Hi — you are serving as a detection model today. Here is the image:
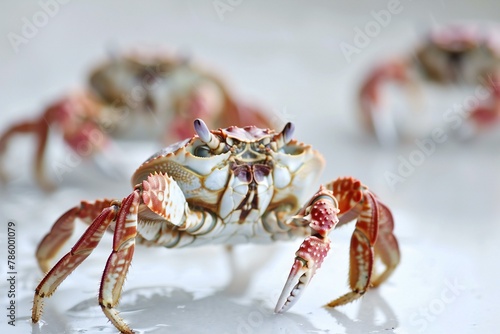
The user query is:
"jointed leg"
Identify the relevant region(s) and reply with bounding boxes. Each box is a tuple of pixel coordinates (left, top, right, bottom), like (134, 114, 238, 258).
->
(0, 118, 52, 189)
(32, 192, 140, 334)
(1, 94, 108, 190)
(358, 59, 410, 145)
(33, 172, 203, 333)
(36, 199, 114, 273)
(32, 203, 119, 323)
(274, 177, 399, 313)
(326, 177, 399, 307)
(371, 201, 400, 287)
(99, 192, 140, 334)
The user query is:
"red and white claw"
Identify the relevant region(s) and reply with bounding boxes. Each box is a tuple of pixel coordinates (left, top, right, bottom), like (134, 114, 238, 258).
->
(275, 235, 331, 313)
(275, 186, 339, 313)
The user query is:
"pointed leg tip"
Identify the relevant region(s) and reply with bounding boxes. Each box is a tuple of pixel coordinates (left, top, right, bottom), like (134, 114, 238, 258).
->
(31, 300, 42, 323)
(324, 297, 344, 308)
(325, 291, 364, 309)
(324, 301, 338, 308)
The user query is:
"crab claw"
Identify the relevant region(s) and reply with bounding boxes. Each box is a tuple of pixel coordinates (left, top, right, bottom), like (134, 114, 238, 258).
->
(275, 188, 338, 313)
(275, 235, 331, 313)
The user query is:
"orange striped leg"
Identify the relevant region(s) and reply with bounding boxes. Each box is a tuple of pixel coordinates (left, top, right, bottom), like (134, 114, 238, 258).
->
(36, 199, 114, 273)
(372, 201, 400, 287)
(326, 177, 380, 307)
(99, 191, 140, 334)
(32, 203, 119, 323)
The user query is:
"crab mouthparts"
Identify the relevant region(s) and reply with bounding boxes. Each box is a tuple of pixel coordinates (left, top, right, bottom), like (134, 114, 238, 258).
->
(232, 163, 271, 183)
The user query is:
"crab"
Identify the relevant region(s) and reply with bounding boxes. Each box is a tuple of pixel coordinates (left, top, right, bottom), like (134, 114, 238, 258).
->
(359, 23, 500, 145)
(0, 51, 272, 190)
(31, 119, 400, 333)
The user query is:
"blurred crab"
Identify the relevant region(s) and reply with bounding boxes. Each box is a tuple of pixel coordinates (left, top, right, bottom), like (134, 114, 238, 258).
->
(0, 51, 272, 190)
(32, 119, 400, 333)
(359, 23, 500, 145)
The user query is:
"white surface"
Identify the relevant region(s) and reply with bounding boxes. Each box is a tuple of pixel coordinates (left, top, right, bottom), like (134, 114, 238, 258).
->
(0, 1, 500, 333)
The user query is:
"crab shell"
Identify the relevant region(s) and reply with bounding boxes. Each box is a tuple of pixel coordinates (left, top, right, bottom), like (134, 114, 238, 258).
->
(89, 54, 226, 140)
(416, 24, 500, 84)
(131, 122, 325, 233)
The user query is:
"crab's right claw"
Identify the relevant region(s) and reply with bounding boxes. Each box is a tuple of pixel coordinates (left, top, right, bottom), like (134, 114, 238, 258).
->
(274, 235, 331, 313)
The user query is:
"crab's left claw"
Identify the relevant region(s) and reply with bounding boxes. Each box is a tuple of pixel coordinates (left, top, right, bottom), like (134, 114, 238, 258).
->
(275, 187, 339, 313)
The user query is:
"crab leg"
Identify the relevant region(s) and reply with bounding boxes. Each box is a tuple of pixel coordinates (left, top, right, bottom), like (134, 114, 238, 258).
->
(359, 59, 424, 146)
(99, 191, 140, 334)
(359, 60, 408, 143)
(32, 192, 140, 333)
(32, 202, 119, 323)
(0, 117, 51, 189)
(276, 177, 399, 313)
(371, 201, 400, 287)
(36, 199, 114, 273)
(325, 177, 399, 307)
(0, 93, 109, 190)
(275, 186, 339, 313)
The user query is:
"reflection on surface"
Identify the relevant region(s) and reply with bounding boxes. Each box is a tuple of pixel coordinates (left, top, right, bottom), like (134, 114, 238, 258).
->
(326, 289, 399, 333)
(28, 286, 322, 334)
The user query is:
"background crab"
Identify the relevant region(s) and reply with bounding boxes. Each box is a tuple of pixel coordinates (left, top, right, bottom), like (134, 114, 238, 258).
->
(31, 119, 400, 334)
(359, 23, 500, 145)
(0, 51, 273, 190)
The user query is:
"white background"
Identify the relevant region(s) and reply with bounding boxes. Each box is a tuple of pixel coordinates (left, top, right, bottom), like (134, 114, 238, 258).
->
(0, 1, 500, 333)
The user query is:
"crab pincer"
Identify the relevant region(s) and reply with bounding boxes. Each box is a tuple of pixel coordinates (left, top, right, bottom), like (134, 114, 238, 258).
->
(275, 186, 339, 313)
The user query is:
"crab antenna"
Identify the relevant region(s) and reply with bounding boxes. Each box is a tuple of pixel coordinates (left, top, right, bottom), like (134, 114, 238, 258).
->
(274, 122, 295, 148)
(193, 119, 222, 150)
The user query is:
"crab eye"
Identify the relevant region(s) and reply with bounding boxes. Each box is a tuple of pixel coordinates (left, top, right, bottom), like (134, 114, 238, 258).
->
(194, 145, 211, 157)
